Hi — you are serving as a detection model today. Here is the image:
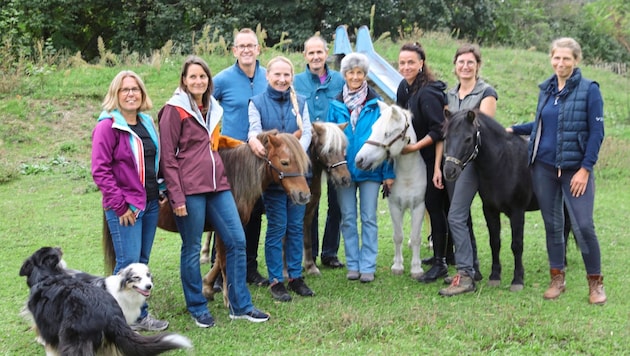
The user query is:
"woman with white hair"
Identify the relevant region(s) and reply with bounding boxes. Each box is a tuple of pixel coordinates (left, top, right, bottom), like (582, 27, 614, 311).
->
(327, 53, 395, 283)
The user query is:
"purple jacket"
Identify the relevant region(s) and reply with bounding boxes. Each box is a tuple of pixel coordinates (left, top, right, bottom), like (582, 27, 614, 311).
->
(91, 110, 160, 216)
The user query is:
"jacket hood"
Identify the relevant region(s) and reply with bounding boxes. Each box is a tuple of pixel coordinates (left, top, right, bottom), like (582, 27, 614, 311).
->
(97, 109, 152, 132)
(166, 87, 223, 134)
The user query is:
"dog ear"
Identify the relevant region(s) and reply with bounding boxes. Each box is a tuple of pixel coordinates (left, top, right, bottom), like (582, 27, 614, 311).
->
(19, 259, 34, 277)
(118, 266, 132, 289)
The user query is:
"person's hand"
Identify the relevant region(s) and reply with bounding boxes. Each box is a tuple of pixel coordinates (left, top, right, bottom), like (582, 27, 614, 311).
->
(174, 204, 188, 217)
(248, 136, 267, 158)
(159, 193, 168, 206)
(433, 167, 444, 189)
(570, 168, 590, 197)
(382, 178, 394, 192)
(401, 142, 418, 154)
(119, 208, 136, 226)
(505, 127, 514, 133)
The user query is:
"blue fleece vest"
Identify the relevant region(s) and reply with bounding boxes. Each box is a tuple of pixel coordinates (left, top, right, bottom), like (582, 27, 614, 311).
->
(529, 69, 592, 169)
(250, 86, 306, 134)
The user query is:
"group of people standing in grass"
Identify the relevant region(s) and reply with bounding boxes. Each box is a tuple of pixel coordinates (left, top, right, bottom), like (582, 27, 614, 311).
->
(395, 37, 605, 304)
(90, 29, 606, 331)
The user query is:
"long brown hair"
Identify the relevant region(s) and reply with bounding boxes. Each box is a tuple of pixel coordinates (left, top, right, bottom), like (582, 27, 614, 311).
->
(179, 55, 214, 110)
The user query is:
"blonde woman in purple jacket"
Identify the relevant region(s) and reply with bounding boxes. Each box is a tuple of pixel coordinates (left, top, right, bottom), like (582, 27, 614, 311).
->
(91, 70, 168, 331)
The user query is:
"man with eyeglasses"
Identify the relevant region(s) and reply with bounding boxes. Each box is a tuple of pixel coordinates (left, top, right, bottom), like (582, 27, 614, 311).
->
(213, 28, 270, 287)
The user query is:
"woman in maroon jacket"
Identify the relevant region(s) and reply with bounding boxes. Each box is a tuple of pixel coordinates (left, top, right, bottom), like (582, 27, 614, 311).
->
(159, 56, 269, 327)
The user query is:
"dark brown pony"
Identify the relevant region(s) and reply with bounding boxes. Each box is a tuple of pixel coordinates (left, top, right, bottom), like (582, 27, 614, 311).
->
(103, 131, 311, 305)
(303, 122, 351, 275)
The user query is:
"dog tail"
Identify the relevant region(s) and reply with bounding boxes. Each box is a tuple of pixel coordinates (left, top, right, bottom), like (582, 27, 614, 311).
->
(112, 327, 193, 355)
(102, 211, 116, 275)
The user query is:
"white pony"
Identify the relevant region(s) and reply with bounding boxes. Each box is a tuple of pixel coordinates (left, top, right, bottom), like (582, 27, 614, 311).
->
(355, 101, 427, 279)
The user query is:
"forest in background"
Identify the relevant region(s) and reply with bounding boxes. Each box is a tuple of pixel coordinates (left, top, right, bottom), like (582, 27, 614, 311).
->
(1, 0, 629, 65)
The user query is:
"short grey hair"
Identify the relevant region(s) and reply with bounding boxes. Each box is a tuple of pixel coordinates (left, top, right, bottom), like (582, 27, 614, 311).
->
(340, 53, 370, 77)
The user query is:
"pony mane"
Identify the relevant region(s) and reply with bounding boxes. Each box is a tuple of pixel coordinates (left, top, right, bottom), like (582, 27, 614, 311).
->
(444, 109, 507, 139)
(274, 132, 311, 174)
(316, 122, 348, 155)
(219, 144, 265, 210)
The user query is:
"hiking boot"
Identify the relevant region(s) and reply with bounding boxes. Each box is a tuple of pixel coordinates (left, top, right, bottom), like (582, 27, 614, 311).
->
(288, 277, 315, 296)
(229, 308, 270, 323)
(130, 314, 169, 331)
(445, 270, 480, 284)
(417, 258, 448, 283)
(321, 256, 345, 268)
(439, 271, 476, 297)
(213, 274, 223, 293)
(421, 256, 435, 265)
(270, 282, 292, 302)
(587, 274, 607, 305)
(359, 273, 375, 283)
(247, 270, 270, 287)
(543, 268, 565, 300)
(192, 312, 215, 328)
(346, 270, 360, 280)
(444, 275, 453, 285)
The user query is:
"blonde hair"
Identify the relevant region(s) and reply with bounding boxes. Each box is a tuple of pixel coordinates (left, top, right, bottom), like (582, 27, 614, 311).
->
(267, 56, 303, 131)
(102, 70, 152, 112)
(550, 37, 582, 62)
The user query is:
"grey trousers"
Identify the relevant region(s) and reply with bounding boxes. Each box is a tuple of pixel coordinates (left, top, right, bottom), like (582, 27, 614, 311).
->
(446, 163, 478, 277)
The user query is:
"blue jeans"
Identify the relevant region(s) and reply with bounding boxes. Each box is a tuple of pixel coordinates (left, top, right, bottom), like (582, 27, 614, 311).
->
(105, 198, 159, 319)
(531, 162, 601, 274)
(174, 191, 253, 317)
(311, 181, 342, 259)
(262, 188, 306, 283)
(337, 180, 380, 274)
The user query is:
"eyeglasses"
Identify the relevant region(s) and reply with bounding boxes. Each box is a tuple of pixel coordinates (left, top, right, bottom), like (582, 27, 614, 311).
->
(119, 87, 141, 95)
(456, 60, 477, 67)
(235, 44, 258, 51)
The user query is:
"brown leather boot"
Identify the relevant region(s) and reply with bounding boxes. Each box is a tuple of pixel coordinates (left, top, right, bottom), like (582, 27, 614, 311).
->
(587, 274, 607, 305)
(543, 268, 565, 300)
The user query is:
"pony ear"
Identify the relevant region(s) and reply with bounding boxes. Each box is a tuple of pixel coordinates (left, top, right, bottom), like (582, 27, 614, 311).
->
(444, 108, 452, 119)
(268, 133, 282, 148)
(338, 122, 348, 130)
(312, 122, 323, 137)
(466, 110, 476, 123)
(377, 101, 391, 117)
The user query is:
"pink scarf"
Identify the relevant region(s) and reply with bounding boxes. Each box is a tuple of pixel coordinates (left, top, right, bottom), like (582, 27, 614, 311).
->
(343, 81, 368, 130)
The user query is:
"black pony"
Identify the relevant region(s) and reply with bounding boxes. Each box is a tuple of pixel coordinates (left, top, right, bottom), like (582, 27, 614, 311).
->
(442, 109, 538, 292)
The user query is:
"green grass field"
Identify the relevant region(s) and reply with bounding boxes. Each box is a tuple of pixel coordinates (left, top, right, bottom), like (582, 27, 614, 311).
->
(1, 34, 629, 355)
